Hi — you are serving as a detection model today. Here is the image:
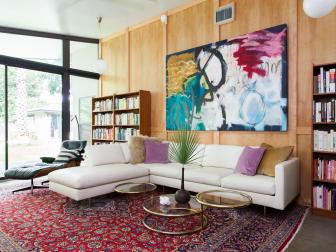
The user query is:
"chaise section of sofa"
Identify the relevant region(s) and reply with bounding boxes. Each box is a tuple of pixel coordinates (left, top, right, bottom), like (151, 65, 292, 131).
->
(49, 164, 150, 201)
(48, 144, 150, 201)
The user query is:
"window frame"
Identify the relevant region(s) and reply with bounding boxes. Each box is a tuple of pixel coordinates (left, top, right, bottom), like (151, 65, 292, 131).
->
(0, 26, 100, 178)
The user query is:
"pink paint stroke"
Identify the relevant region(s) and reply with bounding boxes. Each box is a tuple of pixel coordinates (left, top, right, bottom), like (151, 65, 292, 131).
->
(228, 28, 286, 78)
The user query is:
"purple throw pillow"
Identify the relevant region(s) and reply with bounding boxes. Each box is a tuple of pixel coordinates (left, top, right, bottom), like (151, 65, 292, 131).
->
(234, 147, 265, 176)
(144, 140, 170, 164)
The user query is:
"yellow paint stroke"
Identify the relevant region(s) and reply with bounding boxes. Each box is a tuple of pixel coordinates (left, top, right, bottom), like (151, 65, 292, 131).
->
(167, 52, 197, 96)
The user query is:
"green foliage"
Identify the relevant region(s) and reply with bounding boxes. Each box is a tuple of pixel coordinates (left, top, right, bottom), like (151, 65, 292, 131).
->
(0, 67, 61, 118)
(169, 125, 202, 165)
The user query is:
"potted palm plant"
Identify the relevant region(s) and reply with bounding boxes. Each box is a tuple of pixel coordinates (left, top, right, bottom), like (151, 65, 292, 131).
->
(169, 126, 202, 204)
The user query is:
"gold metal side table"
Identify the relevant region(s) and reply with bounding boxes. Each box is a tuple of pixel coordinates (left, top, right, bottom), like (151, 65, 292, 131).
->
(142, 194, 208, 235)
(114, 182, 157, 194)
(196, 190, 252, 209)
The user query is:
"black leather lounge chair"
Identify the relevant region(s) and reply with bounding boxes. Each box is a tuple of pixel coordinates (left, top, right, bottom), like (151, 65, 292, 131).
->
(4, 140, 87, 195)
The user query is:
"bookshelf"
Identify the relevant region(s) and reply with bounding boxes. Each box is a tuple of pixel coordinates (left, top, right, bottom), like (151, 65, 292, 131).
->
(92, 90, 151, 145)
(312, 62, 336, 219)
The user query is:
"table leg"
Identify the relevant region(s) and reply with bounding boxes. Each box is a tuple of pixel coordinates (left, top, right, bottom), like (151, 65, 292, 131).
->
(201, 204, 204, 229)
(30, 178, 34, 195)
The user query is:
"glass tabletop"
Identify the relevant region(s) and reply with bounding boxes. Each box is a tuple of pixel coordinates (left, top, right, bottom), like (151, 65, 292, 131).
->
(143, 194, 204, 217)
(114, 182, 157, 194)
(196, 190, 252, 208)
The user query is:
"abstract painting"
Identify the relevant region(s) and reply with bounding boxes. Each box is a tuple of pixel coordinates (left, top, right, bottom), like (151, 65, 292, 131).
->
(166, 24, 288, 131)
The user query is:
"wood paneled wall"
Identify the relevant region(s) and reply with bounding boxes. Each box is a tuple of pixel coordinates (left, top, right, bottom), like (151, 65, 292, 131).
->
(129, 21, 165, 139)
(100, 0, 336, 205)
(101, 33, 128, 95)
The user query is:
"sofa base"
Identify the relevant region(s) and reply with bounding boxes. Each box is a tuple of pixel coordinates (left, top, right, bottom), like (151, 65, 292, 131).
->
(49, 176, 149, 201)
(50, 174, 286, 210)
(150, 175, 282, 210)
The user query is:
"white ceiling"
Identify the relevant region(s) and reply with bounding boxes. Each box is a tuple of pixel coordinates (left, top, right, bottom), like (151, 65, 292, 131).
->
(0, 0, 192, 39)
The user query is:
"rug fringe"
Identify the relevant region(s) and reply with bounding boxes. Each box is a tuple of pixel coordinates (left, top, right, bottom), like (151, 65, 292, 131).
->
(280, 207, 309, 252)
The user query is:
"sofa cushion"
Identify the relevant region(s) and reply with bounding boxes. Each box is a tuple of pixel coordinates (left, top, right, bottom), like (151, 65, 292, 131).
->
(234, 147, 265, 176)
(120, 143, 131, 163)
(202, 144, 244, 169)
(257, 143, 294, 177)
(138, 163, 200, 180)
(129, 136, 160, 164)
(85, 144, 126, 166)
(192, 144, 206, 165)
(48, 164, 148, 189)
(144, 141, 169, 163)
(220, 173, 275, 195)
(184, 167, 233, 186)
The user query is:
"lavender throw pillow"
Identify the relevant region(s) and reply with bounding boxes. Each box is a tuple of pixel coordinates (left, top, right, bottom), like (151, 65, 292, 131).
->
(144, 140, 170, 164)
(234, 147, 265, 176)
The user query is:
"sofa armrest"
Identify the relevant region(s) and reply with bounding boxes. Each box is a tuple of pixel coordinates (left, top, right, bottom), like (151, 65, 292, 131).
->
(274, 157, 300, 209)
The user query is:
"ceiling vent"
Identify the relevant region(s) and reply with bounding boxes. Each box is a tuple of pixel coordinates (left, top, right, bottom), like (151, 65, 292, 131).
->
(215, 2, 235, 25)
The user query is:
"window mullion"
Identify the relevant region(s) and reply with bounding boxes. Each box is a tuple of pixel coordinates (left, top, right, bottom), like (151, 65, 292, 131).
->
(62, 39, 70, 141)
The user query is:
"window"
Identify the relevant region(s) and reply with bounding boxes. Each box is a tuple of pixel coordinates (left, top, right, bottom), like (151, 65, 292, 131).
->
(0, 27, 100, 177)
(7, 67, 62, 166)
(70, 41, 98, 73)
(0, 65, 5, 177)
(70, 76, 99, 144)
(0, 32, 62, 65)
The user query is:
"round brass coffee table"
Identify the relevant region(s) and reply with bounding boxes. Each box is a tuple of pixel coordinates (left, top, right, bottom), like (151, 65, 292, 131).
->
(142, 194, 208, 235)
(114, 182, 157, 194)
(196, 190, 252, 209)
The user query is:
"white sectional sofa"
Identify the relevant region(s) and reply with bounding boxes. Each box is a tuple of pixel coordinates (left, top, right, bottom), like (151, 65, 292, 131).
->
(48, 143, 300, 210)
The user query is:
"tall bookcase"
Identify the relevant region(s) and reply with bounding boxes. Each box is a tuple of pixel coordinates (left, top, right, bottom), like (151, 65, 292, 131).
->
(92, 90, 151, 145)
(311, 62, 336, 219)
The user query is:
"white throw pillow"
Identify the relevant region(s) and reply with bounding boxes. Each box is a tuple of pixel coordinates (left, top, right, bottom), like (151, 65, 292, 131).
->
(85, 143, 126, 166)
(120, 143, 131, 163)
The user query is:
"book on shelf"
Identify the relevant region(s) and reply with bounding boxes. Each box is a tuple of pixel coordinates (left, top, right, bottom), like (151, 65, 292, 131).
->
(93, 99, 113, 112)
(93, 128, 113, 140)
(94, 113, 113, 126)
(313, 130, 336, 152)
(115, 113, 139, 125)
(313, 158, 336, 181)
(314, 67, 336, 94)
(115, 127, 139, 141)
(313, 100, 336, 122)
(114, 96, 139, 110)
(93, 142, 113, 145)
(313, 185, 336, 211)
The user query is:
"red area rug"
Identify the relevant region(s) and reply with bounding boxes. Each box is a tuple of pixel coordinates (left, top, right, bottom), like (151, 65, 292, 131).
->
(0, 189, 306, 252)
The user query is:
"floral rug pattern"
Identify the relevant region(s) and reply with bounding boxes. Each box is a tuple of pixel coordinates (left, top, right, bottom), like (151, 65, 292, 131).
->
(0, 189, 307, 251)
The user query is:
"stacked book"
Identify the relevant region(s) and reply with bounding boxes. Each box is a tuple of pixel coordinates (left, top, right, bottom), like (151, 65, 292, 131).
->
(115, 127, 139, 141)
(313, 67, 336, 93)
(115, 96, 139, 110)
(313, 158, 336, 181)
(93, 128, 113, 140)
(94, 113, 113, 126)
(93, 99, 113, 112)
(313, 130, 336, 152)
(313, 185, 336, 211)
(313, 100, 336, 122)
(115, 113, 139, 125)
(93, 142, 112, 145)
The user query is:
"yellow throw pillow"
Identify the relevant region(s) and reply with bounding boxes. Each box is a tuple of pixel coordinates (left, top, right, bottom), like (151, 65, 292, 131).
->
(129, 136, 160, 164)
(257, 143, 294, 177)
